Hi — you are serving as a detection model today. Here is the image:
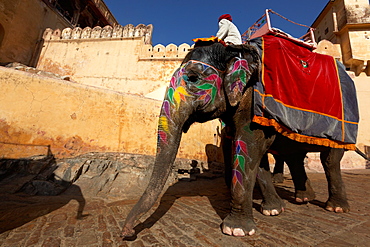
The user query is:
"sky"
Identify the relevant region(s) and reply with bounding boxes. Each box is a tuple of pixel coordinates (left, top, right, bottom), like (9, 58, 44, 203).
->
(103, 0, 329, 46)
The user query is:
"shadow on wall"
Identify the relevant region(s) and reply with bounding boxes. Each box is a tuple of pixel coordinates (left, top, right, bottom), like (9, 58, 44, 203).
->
(176, 143, 225, 181)
(0, 23, 4, 48)
(205, 122, 232, 169)
(0, 152, 87, 233)
(366, 146, 370, 169)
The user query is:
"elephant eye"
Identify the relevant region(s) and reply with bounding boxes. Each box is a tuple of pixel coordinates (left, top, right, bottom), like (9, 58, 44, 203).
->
(186, 70, 199, 84)
(183, 72, 199, 84)
(188, 75, 199, 83)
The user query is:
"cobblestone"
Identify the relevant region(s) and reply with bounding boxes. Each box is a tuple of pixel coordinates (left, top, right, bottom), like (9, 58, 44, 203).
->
(1, 169, 370, 246)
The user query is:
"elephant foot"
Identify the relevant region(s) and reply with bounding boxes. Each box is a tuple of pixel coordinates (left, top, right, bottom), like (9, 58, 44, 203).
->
(261, 208, 283, 216)
(295, 180, 315, 203)
(222, 215, 256, 237)
(325, 199, 350, 213)
(295, 189, 315, 203)
(121, 225, 135, 239)
(261, 195, 285, 216)
(272, 173, 284, 183)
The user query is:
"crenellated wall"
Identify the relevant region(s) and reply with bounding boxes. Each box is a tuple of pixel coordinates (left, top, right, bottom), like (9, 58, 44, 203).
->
(140, 43, 192, 59)
(44, 24, 154, 45)
(0, 24, 222, 162)
(37, 25, 193, 100)
(42, 24, 193, 59)
(2, 24, 369, 169)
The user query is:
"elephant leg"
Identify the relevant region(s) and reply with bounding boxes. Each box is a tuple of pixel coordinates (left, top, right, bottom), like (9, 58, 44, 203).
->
(257, 153, 285, 216)
(284, 152, 315, 203)
(272, 154, 285, 183)
(320, 148, 349, 213)
(222, 127, 272, 237)
(222, 126, 234, 188)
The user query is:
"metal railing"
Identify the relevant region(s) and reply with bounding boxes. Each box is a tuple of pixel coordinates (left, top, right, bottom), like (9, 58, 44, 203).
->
(242, 9, 316, 48)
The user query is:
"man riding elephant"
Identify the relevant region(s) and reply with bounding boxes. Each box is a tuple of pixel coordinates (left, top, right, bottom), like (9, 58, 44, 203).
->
(216, 14, 242, 45)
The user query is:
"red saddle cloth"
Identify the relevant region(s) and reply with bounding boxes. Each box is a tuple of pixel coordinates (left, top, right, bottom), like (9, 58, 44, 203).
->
(253, 34, 359, 150)
(263, 35, 341, 118)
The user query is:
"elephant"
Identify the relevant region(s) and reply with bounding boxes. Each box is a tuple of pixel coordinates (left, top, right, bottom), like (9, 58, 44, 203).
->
(121, 40, 353, 238)
(271, 153, 286, 183)
(266, 153, 315, 203)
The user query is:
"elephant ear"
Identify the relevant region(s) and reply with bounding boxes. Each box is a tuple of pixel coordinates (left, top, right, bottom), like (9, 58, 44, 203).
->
(224, 57, 252, 106)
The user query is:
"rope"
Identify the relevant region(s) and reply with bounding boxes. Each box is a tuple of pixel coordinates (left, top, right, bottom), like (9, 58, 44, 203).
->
(268, 9, 314, 29)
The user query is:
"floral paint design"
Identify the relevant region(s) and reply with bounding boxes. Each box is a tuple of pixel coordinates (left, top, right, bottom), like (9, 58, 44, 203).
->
(243, 123, 253, 134)
(157, 60, 222, 148)
(227, 58, 250, 95)
(232, 139, 248, 189)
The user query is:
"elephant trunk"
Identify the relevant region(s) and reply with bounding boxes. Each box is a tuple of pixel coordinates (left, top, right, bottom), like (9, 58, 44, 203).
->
(121, 106, 185, 238)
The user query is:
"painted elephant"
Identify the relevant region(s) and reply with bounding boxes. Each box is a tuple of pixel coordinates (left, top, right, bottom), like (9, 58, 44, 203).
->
(121, 41, 352, 238)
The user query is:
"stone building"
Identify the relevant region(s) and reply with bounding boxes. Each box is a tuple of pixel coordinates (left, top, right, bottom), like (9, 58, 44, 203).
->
(312, 0, 370, 75)
(0, 0, 117, 67)
(312, 0, 370, 167)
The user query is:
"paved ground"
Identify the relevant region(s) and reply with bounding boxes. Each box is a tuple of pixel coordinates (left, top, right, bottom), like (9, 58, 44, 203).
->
(1, 169, 370, 247)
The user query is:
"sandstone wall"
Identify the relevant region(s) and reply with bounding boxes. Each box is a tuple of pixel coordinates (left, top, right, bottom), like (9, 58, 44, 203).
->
(2, 29, 369, 171)
(354, 74, 370, 147)
(0, 66, 220, 162)
(314, 40, 370, 148)
(312, 0, 370, 75)
(37, 26, 191, 100)
(309, 40, 370, 170)
(0, 0, 71, 66)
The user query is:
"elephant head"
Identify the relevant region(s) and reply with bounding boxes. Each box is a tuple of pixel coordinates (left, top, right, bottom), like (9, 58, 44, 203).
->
(121, 42, 261, 238)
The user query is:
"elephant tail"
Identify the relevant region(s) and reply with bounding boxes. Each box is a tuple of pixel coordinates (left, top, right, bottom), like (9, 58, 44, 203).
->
(355, 147, 370, 161)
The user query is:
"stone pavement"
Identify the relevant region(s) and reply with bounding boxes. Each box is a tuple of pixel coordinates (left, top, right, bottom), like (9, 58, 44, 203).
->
(1, 169, 370, 247)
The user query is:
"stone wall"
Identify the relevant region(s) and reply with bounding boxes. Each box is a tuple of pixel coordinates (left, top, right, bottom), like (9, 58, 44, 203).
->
(345, 0, 370, 24)
(312, 0, 370, 75)
(2, 26, 369, 173)
(352, 74, 370, 147)
(0, 0, 71, 66)
(1, 31, 370, 198)
(0, 66, 221, 162)
(46, 24, 154, 44)
(37, 26, 191, 100)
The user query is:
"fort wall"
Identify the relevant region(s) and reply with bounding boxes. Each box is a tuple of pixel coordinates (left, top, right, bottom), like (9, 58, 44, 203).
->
(0, 66, 220, 162)
(1, 24, 369, 169)
(0, 0, 71, 66)
(37, 25, 192, 99)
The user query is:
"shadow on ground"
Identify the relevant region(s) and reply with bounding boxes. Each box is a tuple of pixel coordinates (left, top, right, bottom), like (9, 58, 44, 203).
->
(0, 155, 88, 234)
(127, 174, 328, 240)
(0, 185, 88, 233)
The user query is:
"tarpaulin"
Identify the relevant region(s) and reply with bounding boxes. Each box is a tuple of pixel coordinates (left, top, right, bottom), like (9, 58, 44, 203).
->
(250, 34, 359, 150)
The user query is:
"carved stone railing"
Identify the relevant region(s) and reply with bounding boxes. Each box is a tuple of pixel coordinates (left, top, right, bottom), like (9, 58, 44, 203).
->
(43, 24, 153, 44)
(42, 23, 192, 60)
(140, 43, 192, 60)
